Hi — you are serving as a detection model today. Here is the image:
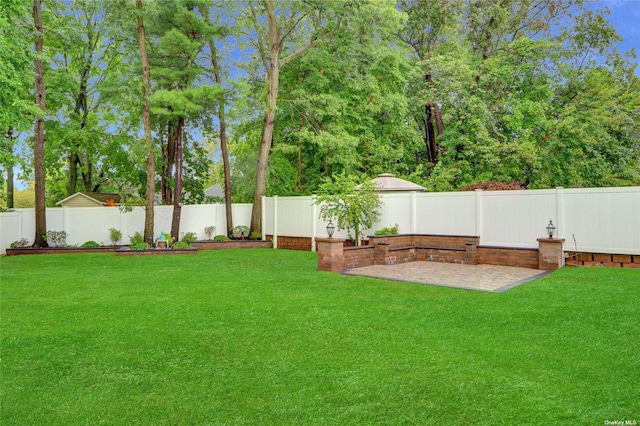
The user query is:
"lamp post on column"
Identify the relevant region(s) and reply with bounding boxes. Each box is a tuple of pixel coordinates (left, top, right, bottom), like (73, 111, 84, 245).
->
(546, 219, 556, 238)
(326, 220, 336, 238)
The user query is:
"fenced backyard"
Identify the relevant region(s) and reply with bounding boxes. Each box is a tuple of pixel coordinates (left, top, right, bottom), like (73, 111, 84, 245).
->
(1, 186, 639, 256)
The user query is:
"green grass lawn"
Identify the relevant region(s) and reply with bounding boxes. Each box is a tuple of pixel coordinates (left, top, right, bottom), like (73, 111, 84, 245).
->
(1, 249, 639, 425)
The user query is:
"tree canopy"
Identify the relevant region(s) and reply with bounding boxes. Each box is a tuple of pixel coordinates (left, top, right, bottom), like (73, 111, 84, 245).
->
(2, 0, 638, 214)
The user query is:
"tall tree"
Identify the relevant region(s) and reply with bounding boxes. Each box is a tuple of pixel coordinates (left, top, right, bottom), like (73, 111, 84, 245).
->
(246, 0, 343, 234)
(397, 0, 457, 164)
(32, 0, 47, 247)
(203, 7, 234, 236)
(146, 1, 218, 238)
(136, 0, 155, 243)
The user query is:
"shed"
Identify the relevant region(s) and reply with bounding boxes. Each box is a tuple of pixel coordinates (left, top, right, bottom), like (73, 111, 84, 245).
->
(356, 173, 425, 192)
(56, 192, 121, 207)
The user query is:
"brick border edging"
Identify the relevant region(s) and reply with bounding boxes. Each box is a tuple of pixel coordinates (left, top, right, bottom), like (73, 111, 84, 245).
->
(191, 240, 272, 250)
(116, 248, 198, 256)
(6, 246, 121, 256)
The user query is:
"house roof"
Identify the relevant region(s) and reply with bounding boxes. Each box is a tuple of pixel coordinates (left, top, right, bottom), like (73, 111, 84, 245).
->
(204, 184, 224, 198)
(356, 173, 425, 192)
(56, 192, 121, 206)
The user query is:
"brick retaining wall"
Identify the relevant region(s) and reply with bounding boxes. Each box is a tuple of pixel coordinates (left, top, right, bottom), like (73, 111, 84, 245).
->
(477, 246, 539, 269)
(321, 234, 560, 271)
(344, 246, 375, 269)
(565, 252, 640, 268)
(265, 235, 312, 251)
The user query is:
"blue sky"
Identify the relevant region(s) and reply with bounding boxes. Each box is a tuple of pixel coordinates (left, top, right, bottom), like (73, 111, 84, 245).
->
(593, 0, 640, 73)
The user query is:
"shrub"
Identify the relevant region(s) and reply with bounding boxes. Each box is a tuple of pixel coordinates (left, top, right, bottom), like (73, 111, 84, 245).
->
(130, 242, 149, 251)
(231, 225, 250, 239)
(374, 224, 399, 236)
(172, 241, 190, 249)
(10, 238, 30, 248)
(213, 235, 229, 242)
(81, 240, 101, 248)
(249, 231, 262, 240)
(204, 226, 216, 240)
(129, 231, 144, 245)
(45, 230, 68, 247)
(315, 173, 382, 246)
(108, 228, 122, 246)
(181, 232, 198, 244)
(458, 180, 524, 191)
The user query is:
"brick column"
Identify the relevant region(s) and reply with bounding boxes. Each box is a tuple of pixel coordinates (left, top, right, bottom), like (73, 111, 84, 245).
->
(537, 238, 565, 270)
(316, 238, 345, 272)
(374, 242, 391, 265)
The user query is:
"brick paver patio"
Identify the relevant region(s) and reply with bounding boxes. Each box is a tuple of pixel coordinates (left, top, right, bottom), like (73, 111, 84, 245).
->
(342, 261, 552, 292)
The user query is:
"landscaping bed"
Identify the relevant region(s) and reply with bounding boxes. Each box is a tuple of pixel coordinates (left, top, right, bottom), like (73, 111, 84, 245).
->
(5, 246, 122, 256)
(190, 239, 272, 250)
(116, 247, 198, 256)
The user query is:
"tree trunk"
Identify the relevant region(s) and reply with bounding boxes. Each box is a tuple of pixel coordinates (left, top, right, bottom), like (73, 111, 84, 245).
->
(7, 156, 14, 208)
(425, 103, 437, 163)
(5, 129, 15, 208)
(162, 120, 175, 204)
(250, 1, 281, 234)
(207, 33, 233, 236)
(68, 152, 78, 195)
(170, 117, 184, 240)
(69, 57, 91, 196)
(136, 0, 155, 243)
(32, 0, 47, 247)
(83, 159, 92, 192)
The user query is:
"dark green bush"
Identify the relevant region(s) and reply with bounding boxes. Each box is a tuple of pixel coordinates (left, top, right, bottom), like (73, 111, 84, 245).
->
(213, 235, 229, 242)
(249, 231, 262, 240)
(81, 241, 101, 248)
(172, 241, 190, 249)
(130, 242, 149, 251)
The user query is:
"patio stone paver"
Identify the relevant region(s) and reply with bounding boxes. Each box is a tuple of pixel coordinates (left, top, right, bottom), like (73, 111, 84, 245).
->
(342, 261, 551, 292)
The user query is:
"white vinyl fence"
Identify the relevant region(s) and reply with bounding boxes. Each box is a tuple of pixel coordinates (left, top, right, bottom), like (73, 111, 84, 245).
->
(2, 187, 639, 255)
(263, 187, 640, 255)
(1, 204, 252, 253)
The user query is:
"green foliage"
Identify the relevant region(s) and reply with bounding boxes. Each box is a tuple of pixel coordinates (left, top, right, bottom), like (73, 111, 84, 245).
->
(130, 242, 149, 251)
(230, 225, 249, 239)
(204, 226, 216, 240)
(108, 228, 122, 246)
(9, 238, 29, 249)
(44, 231, 68, 247)
(315, 173, 382, 245)
(129, 232, 145, 246)
(213, 235, 229, 242)
(80, 241, 100, 248)
(374, 224, 399, 236)
(172, 241, 190, 249)
(249, 231, 262, 240)
(181, 232, 198, 244)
